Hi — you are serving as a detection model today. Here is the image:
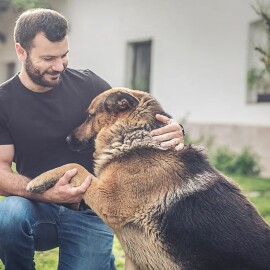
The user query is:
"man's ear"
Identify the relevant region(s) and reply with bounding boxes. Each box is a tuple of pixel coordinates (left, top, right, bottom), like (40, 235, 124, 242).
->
(15, 43, 27, 61)
(104, 91, 139, 113)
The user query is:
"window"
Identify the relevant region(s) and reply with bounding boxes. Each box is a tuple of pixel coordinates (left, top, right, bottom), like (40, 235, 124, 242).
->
(7, 62, 15, 79)
(247, 20, 270, 103)
(126, 40, 152, 92)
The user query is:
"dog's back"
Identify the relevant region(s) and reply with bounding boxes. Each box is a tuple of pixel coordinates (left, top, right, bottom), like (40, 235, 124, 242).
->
(112, 144, 270, 270)
(159, 147, 270, 270)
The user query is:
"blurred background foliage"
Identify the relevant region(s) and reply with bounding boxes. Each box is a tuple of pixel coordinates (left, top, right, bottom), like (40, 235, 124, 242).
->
(0, 0, 50, 13)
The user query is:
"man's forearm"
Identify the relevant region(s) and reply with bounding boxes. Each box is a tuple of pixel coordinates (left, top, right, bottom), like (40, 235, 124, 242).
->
(0, 166, 90, 204)
(0, 170, 50, 201)
(0, 169, 29, 195)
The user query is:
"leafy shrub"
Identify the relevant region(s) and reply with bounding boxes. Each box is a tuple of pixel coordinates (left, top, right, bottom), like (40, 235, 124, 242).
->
(211, 146, 261, 177)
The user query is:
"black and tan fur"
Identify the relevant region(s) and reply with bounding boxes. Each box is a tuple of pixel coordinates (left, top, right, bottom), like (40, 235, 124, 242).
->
(27, 88, 270, 270)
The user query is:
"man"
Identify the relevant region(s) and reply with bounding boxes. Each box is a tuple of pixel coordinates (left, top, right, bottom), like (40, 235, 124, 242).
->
(0, 8, 184, 270)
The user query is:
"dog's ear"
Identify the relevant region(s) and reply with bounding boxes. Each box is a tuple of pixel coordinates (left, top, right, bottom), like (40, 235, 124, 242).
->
(104, 91, 139, 113)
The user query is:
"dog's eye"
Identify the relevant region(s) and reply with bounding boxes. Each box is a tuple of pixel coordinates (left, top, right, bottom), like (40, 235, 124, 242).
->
(87, 113, 95, 119)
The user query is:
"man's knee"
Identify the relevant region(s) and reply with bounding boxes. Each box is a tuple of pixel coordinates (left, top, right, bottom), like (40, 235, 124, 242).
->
(0, 196, 34, 246)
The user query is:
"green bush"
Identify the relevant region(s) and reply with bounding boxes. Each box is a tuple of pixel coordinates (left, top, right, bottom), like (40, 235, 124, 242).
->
(184, 131, 261, 177)
(211, 146, 261, 177)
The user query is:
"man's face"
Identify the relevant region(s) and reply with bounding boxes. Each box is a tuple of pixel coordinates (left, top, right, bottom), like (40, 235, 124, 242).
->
(24, 32, 69, 88)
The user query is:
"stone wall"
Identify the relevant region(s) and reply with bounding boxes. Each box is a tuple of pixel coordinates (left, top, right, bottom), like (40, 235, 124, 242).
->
(186, 123, 270, 177)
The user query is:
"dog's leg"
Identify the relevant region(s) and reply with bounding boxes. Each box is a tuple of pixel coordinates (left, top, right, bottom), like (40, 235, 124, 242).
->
(124, 255, 141, 270)
(28, 165, 134, 228)
(26, 163, 90, 193)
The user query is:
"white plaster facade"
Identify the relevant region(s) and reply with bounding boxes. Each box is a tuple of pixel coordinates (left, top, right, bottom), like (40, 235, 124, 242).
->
(0, 8, 18, 83)
(0, 0, 269, 175)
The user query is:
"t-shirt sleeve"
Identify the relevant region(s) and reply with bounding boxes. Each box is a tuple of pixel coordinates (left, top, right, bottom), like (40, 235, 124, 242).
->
(83, 69, 111, 94)
(92, 74, 111, 92)
(0, 112, 13, 145)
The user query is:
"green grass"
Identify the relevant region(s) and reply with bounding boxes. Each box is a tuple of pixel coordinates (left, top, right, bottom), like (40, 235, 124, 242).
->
(34, 249, 59, 269)
(0, 174, 270, 269)
(232, 174, 270, 224)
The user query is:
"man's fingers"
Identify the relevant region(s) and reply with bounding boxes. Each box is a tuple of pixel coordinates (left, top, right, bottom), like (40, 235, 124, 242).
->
(159, 139, 184, 151)
(75, 175, 92, 193)
(58, 168, 78, 185)
(159, 137, 181, 148)
(175, 142, 185, 151)
(151, 122, 180, 137)
(151, 114, 185, 152)
(153, 131, 182, 144)
(155, 113, 171, 124)
(70, 175, 92, 196)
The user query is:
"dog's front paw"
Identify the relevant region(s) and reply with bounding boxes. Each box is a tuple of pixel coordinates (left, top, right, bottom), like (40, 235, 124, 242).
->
(26, 177, 59, 193)
(26, 163, 88, 193)
(26, 167, 66, 193)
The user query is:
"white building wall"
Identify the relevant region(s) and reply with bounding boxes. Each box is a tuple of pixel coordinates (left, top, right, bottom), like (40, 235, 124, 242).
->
(53, 0, 269, 127)
(0, 8, 20, 81)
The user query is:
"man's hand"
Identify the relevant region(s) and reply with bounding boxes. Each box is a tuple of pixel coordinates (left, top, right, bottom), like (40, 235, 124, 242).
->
(41, 168, 91, 203)
(151, 114, 185, 151)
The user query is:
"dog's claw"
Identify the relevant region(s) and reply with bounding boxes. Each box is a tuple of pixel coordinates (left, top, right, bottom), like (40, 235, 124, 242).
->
(26, 179, 58, 193)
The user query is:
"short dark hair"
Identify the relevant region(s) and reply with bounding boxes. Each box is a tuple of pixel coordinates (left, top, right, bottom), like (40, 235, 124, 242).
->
(14, 8, 68, 51)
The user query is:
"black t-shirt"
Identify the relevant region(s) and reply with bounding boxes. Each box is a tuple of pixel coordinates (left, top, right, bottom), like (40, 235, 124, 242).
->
(0, 68, 111, 178)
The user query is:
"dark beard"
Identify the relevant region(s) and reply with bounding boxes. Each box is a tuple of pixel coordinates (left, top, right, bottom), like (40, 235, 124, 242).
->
(25, 56, 67, 88)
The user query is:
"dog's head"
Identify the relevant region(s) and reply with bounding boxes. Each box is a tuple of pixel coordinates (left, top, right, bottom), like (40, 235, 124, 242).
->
(66, 87, 168, 152)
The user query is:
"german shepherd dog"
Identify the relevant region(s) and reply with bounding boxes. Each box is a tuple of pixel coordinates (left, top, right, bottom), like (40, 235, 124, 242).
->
(27, 88, 270, 270)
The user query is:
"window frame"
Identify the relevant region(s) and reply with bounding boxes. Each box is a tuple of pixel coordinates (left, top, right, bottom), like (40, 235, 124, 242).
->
(125, 39, 152, 93)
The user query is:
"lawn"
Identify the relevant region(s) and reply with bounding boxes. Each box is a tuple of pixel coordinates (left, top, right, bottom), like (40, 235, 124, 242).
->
(232, 174, 270, 224)
(0, 174, 270, 269)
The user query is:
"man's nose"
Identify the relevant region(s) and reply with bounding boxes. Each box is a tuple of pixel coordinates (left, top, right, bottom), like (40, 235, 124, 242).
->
(52, 58, 65, 72)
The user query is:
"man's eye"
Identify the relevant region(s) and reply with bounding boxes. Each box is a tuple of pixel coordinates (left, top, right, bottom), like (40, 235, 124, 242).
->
(43, 57, 53, 61)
